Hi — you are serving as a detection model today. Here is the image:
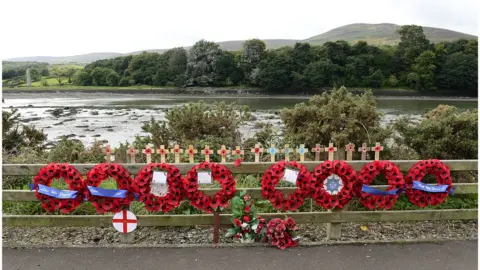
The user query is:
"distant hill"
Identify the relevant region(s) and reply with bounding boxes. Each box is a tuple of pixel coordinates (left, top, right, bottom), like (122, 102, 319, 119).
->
(5, 23, 476, 64)
(305, 23, 477, 46)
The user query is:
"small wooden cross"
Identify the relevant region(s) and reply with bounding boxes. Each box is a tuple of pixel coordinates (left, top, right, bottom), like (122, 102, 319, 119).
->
(345, 143, 355, 161)
(186, 145, 198, 163)
(250, 143, 263, 163)
(296, 144, 308, 162)
(233, 146, 244, 159)
(126, 146, 138, 164)
(311, 143, 323, 161)
(156, 145, 169, 163)
(282, 144, 291, 162)
(325, 143, 337, 161)
(358, 143, 370, 161)
(217, 145, 230, 163)
(170, 145, 183, 164)
(142, 144, 154, 163)
(372, 142, 384, 161)
(268, 144, 278, 162)
(201, 145, 212, 162)
(104, 144, 114, 163)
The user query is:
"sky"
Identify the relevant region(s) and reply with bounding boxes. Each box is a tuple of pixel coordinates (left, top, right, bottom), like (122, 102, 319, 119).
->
(0, 0, 478, 59)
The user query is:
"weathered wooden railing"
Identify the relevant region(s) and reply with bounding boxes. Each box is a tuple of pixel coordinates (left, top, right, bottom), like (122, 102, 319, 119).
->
(2, 160, 478, 242)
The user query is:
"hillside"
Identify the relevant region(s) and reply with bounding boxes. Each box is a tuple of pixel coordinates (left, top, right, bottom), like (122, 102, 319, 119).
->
(5, 23, 476, 63)
(305, 23, 477, 45)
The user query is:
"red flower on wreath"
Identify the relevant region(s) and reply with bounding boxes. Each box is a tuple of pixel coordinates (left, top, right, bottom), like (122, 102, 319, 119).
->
(265, 217, 298, 250)
(33, 163, 85, 213)
(357, 160, 404, 210)
(405, 160, 452, 208)
(85, 163, 135, 214)
(261, 161, 313, 211)
(311, 160, 356, 210)
(133, 163, 184, 213)
(183, 162, 237, 213)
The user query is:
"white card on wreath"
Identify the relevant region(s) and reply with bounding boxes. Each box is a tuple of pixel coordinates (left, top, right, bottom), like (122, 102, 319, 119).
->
(152, 171, 168, 184)
(282, 168, 299, 185)
(197, 171, 212, 184)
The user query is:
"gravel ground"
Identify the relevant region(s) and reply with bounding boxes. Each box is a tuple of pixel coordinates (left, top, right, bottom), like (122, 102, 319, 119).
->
(3, 220, 477, 247)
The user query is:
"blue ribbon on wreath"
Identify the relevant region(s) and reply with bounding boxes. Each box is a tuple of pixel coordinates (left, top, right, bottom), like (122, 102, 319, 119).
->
(361, 184, 400, 196)
(412, 181, 455, 196)
(87, 186, 127, 198)
(37, 184, 78, 199)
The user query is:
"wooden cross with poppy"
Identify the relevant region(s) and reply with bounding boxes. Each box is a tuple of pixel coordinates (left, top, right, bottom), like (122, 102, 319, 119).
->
(217, 145, 230, 163)
(282, 144, 291, 161)
(325, 143, 337, 161)
(156, 145, 169, 163)
(126, 146, 138, 164)
(296, 144, 308, 162)
(187, 145, 198, 163)
(104, 144, 114, 163)
(269, 143, 278, 162)
(311, 143, 323, 161)
(170, 145, 183, 164)
(201, 145, 211, 162)
(250, 143, 263, 163)
(345, 143, 355, 161)
(233, 146, 244, 159)
(358, 143, 370, 161)
(142, 144, 154, 163)
(372, 142, 384, 161)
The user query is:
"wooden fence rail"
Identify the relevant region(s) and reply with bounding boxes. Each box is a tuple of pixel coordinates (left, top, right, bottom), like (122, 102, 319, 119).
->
(2, 160, 478, 242)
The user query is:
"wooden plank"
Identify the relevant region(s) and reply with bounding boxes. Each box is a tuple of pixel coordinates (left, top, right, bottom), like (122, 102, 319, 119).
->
(3, 160, 478, 175)
(3, 183, 477, 202)
(3, 209, 477, 227)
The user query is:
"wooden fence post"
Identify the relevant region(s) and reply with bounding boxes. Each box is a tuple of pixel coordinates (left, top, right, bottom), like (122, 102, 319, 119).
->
(325, 142, 342, 240)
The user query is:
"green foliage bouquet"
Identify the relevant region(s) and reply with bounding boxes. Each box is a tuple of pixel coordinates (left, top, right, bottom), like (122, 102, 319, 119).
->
(225, 190, 266, 243)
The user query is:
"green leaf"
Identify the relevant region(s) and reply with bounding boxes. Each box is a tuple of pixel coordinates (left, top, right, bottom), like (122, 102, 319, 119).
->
(240, 190, 247, 197)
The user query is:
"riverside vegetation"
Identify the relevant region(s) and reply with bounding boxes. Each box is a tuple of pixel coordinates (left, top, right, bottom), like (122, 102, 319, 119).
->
(2, 87, 477, 216)
(2, 25, 477, 95)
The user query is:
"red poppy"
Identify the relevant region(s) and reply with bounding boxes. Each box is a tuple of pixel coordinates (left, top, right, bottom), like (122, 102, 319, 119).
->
(234, 158, 242, 167)
(243, 215, 251, 222)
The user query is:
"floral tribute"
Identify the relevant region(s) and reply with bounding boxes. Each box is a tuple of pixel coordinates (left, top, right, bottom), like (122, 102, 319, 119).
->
(134, 163, 184, 212)
(85, 163, 135, 213)
(265, 217, 298, 250)
(261, 160, 313, 211)
(225, 190, 266, 243)
(183, 162, 236, 213)
(357, 160, 404, 210)
(33, 163, 85, 213)
(405, 159, 453, 207)
(311, 160, 356, 209)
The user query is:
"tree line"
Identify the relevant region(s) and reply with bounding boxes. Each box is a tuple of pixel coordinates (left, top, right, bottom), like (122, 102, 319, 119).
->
(76, 25, 476, 94)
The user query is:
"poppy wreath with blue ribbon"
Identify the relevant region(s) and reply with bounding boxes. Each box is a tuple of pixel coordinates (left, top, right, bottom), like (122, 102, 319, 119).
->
(184, 162, 236, 213)
(85, 163, 135, 213)
(405, 160, 453, 208)
(134, 163, 184, 212)
(311, 160, 356, 210)
(357, 160, 404, 210)
(33, 163, 85, 213)
(261, 160, 313, 211)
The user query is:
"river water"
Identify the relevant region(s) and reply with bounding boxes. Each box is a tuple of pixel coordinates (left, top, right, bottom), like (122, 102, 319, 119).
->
(2, 93, 477, 147)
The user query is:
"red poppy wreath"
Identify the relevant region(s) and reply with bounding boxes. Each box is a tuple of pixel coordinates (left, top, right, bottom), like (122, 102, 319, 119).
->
(405, 159, 452, 208)
(184, 162, 236, 213)
(357, 160, 404, 210)
(33, 163, 85, 213)
(311, 160, 356, 209)
(134, 163, 184, 212)
(85, 163, 135, 213)
(261, 160, 313, 211)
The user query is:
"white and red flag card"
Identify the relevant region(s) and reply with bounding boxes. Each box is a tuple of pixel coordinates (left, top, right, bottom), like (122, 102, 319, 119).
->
(112, 210, 137, 234)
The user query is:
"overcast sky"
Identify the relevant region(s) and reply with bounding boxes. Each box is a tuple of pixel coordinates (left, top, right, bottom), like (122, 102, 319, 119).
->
(1, 0, 478, 59)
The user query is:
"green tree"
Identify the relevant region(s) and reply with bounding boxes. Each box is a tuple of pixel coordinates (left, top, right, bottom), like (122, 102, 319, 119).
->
(257, 47, 293, 90)
(2, 109, 47, 154)
(240, 39, 266, 85)
(408, 50, 436, 90)
(437, 52, 478, 93)
(74, 70, 92, 86)
(185, 40, 223, 86)
(280, 87, 391, 150)
(393, 25, 431, 80)
(304, 59, 340, 88)
(394, 105, 477, 159)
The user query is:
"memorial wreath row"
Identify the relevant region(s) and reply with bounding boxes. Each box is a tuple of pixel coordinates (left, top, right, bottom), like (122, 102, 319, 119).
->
(33, 160, 453, 214)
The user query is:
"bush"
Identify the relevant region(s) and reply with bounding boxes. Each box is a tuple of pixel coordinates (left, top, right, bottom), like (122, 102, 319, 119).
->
(2, 109, 47, 154)
(280, 87, 391, 154)
(393, 105, 477, 159)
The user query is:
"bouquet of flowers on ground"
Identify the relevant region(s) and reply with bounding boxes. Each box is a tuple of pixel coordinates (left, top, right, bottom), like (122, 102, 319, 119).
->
(225, 190, 266, 243)
(265, 217, 298, 250)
